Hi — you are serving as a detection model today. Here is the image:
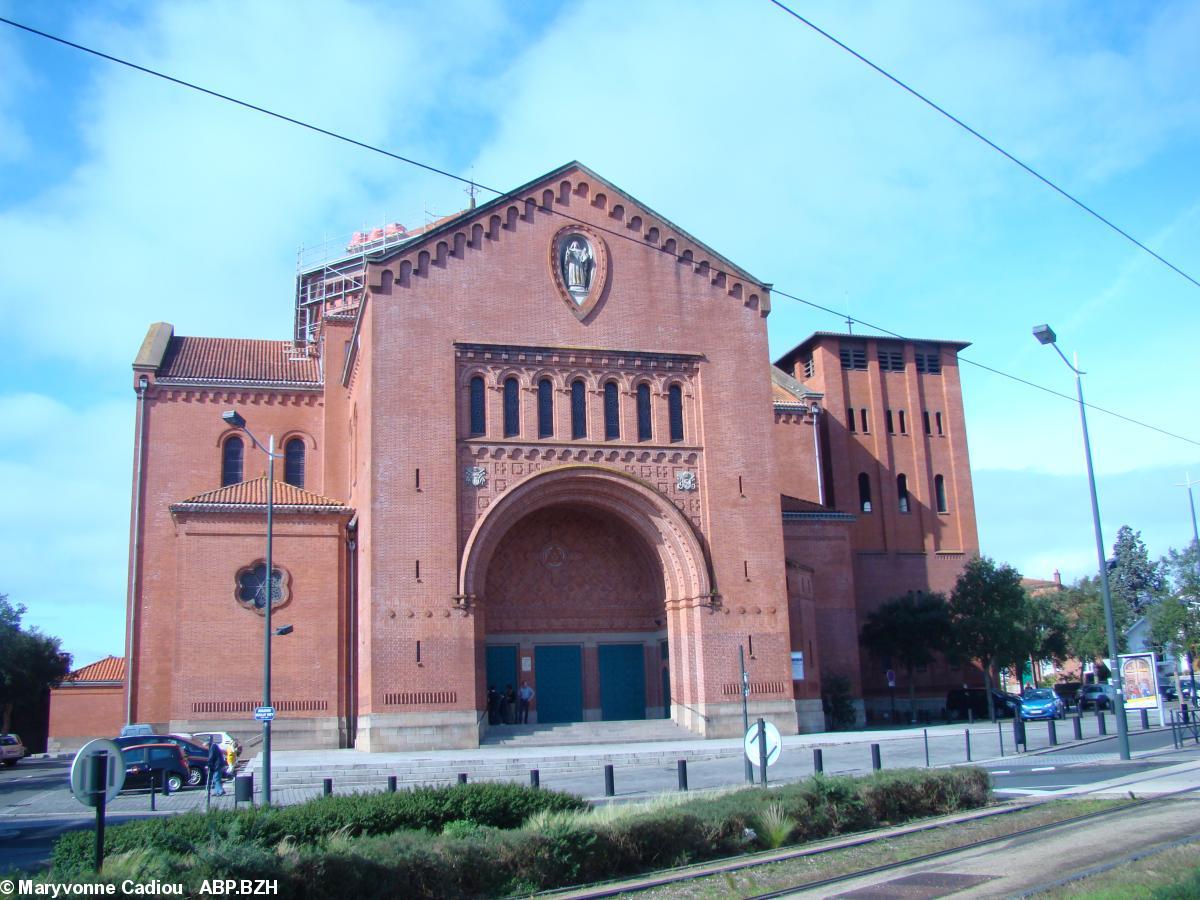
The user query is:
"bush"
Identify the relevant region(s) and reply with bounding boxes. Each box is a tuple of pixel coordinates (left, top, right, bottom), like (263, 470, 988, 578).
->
(822, 673, 858, 729)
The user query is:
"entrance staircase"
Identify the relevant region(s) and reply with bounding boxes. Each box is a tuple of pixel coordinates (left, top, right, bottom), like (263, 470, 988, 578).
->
(481, 719, 694, 747)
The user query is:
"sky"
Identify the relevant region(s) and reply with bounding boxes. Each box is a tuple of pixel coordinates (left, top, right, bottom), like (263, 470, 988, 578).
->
(1, 0, 1198, 667)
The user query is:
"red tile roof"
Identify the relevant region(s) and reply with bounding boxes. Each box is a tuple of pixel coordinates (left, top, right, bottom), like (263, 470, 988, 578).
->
(173, 476, 348, 511)
(156, 336, 321, 387)
(65, 656, 125, 684)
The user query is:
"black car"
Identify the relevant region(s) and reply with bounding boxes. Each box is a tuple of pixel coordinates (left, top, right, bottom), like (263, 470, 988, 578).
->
(119, 743, 189, 793)
(946, 688, 1019, 720)
(1078, 684, 1116, 711)
(113, 734, 209, 787)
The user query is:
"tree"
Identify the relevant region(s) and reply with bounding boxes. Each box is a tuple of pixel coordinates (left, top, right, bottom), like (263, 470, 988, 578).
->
(859, 591, 951, 722)
(1006, 592, 1069, 686)
(947, 557, 1028, 720)
(1109, 525, 1165, 617)
(0, 594, 73, 734)
(1053, 575, 1130, 675)
(1148, 540, 1200, 696)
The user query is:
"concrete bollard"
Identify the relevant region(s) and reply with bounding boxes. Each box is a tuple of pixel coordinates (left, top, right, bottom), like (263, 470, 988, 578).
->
(813, 747, 823, 774)
(604, 764, 615, 797)
(387, 776, 396, 793)
(677, 759, 688, 791)
(530, 769, 540, 789)
(870, 743, 881, 771)
(323, 778, 332, 796)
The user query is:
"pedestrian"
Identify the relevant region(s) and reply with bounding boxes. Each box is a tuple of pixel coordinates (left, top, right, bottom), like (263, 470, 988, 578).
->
(502, 684, 516, 725)
(206, 737, 226, 797)
(518, 681, 534, 724)
(487, 684, 499, 725)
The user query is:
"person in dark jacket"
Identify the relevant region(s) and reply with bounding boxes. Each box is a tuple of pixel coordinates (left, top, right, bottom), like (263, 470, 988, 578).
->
(206, 738, 226, 796)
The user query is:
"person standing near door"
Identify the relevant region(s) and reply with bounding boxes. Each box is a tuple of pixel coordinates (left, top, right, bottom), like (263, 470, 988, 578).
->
(518, 681, 534, 724)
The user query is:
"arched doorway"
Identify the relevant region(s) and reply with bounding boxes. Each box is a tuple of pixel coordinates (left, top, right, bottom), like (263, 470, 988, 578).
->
(459, 466, 712, 729)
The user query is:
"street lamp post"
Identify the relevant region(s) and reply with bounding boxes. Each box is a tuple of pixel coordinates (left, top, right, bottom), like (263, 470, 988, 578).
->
(222, 410, 282, 804)
(1177, 473, 1200, 703)
(1032, 325, 1130, 760)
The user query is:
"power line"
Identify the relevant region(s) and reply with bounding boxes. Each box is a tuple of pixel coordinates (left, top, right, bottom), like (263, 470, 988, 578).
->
(765, 0, 1200, 292)
(2, 14, 1195, 449)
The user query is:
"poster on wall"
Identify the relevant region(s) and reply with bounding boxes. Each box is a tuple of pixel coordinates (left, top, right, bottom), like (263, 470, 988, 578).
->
(1118, 652, 1164, 723)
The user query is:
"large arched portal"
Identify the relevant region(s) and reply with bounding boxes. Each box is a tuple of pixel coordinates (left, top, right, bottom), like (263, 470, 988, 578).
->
(460, 466, 713, 728)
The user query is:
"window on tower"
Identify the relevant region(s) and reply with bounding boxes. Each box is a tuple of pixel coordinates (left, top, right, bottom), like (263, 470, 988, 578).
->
(469, 376, 486, 436)
(284, 438, 305, 488)
(636, 382, 652, 441)
(503, 377, 520, 438)
(221, 435, 244, 487)
(603, 381, 620, 440)
(858, 472, 872, 513)
(668, 384, 684, 443)
(571, 379, 587, 439)
(537, 378, 554, 438)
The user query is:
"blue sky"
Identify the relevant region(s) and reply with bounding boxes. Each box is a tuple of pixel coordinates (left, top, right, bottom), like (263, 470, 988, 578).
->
(1, 0, 1198, 667)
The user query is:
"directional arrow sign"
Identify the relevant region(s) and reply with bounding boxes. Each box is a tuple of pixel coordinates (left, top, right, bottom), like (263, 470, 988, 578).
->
(69, 739, 125, 807)
(744, 720, 782, 767)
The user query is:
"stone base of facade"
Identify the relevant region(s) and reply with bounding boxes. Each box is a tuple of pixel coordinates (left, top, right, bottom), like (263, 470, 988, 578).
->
(678, 699, 799, 738)
(862, 695, 951, 724)
(170, 717, 346, 750)
(355, 710, 483, 751)
(794, 698, 826, 733)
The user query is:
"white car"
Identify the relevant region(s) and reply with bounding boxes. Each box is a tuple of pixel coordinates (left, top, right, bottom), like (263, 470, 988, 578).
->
(1, 734, 26, 766)
(190, 732, 243, 757)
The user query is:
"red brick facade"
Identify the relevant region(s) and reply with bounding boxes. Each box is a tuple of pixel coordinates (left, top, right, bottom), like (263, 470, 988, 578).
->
(121, 163, 980, 749)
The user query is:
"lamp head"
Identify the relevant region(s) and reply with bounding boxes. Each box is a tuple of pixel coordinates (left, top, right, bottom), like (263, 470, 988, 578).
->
(1032, 324, 1057, 346)
(222, 410, 247, 429)
(274, 624, 294, 636)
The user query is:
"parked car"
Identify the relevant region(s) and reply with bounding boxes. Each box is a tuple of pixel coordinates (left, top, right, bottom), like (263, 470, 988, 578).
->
(1052, 682, 1082, 711)
(113, 734, 209, 787)
(1020, 688, 1066, 721)
(119, 743, 189, 793)
(119, 723, 156, 738)
(946, 688, 1019, 720)
(1079, 683, 1116, 711)
(1161, 684, 1178, 702)
(0, 734, 26, 767)
(190, 731, 243, 759)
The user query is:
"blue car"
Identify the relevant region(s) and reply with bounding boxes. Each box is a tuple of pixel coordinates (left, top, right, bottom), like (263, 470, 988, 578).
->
(1020, 688, 1066, 721)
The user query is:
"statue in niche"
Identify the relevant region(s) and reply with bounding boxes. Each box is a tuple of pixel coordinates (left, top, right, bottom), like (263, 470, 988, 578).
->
(561, 235, 593, 301)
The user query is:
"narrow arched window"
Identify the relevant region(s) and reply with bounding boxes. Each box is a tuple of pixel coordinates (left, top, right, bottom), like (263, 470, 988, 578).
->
(284, 438, 305, 488)
(503, 377, 520, 438)
(668, 384, 684, 443)
(469, 376, 485, 436)
(858, 472, 872, 513)
(221, 435, 244, 487)
(935, 474, 948, 513)
(897, 474, 909, 514)
(603, 381, 620, 440)
(636, 383, 652, 441)
(571, 379, 587, 439)
(537, 378, 553, 438)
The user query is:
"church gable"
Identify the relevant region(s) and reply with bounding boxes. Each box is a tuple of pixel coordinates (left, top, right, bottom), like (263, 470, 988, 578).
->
(364, 162, 771, 318)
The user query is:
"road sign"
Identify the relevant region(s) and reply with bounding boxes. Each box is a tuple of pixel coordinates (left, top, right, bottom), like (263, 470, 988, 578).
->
(743, 720, 782, 767)
(69, 739, 125, 807)
(254, 706, 276, 722)
(886, 669, 897, 688)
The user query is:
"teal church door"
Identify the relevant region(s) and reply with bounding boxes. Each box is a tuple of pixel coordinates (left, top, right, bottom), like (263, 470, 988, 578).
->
(485, 645, 518, 696)
(534, 645, 583, 723)
(599, 644, 646, 721)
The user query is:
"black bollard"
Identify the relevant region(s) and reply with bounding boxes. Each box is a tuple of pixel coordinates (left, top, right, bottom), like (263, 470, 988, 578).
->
(387, 776, 397, 793)
(1140, 709, 1150, 730)
(965, 729, 971, 762)
(677, 759, 688, 792)
(457, 773, 468, 784)
(323, 778, 332, 796)
(923, 729, 930, 767)
(90, 751, 107, 873)
(1072, 716, 1083, 741)
(150, 769, 157, 811)
(1097, 711, 1107, 736)
(604, 764, 615, 797)
(813, 747, 823, 774)
(530, 769, 540, 789)
(1048, 718, 1057, 746)
(870, 743, 881, 771)
(998, 720, 1005, 757)
(1013, 717, 1026, 752)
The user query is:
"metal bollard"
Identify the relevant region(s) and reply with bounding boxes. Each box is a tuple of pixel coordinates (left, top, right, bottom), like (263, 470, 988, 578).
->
(1072, 716, 1083, 741)
(1097, 711, 1107, 736)
(457, 773, 468, 784)
(387, 776, 397, 793)
(604, 764, 615, 797)
(677, 759, 688, 792)
(923, 729, 930, 767)
(964, 729, 971, 762)
(813, 747, 823, 774)
(870, 743, 881, 771)
(323, 778, 332, 796)
(235, 774, 253, 805)
(1140, 709, 1150, 730)
(1047, 718, 1057, 746)
(150, 769, 157, 811)
(530, 769, 540, 789)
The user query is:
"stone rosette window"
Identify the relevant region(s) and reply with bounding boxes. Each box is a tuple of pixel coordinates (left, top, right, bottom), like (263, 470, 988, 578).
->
(234, 560, 291, 614)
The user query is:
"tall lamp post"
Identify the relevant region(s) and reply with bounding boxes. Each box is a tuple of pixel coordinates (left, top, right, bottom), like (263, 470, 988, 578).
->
(1032, 325, 1130, 760)
(222, 410, 282, 803)
(1177, 473, 1200, 703)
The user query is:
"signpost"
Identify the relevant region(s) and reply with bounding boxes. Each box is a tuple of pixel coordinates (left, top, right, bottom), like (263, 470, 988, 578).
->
(744, 719, 782, 785)
(69, 739, 125, 871)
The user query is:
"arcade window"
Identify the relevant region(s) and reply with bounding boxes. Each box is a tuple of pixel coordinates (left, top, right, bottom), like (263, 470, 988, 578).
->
(636, 382, 652, 441)
(879, 349, 904, 371)
(537, 378, 554, 438)
(898, 410, 907, 434)
(221, 435, 244, 487)
(839, 342, 867, 370)
(915, 347, 942, 374)
(802, 355, 815, 378)
(847, 407, 856, 433)
(885, 410, 894, 434)
(571, 380, 587, 439)
(935, 474, 948, 513)
(469, 376, 486, 436)
(503, 377, 520, 438)
(936, 412, 944, 435)
(858, 473, 872, 513)
(603, 381, 620, 440)
(284, 438, 305, 488)
(668, 384, 685, 443)
(897, 474, 910, 513)
(860, 409, 869, 433)
(923, 410, 931, 435)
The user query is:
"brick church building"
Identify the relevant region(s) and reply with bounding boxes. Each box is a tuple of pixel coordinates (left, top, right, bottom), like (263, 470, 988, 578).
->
(119, 162, 979, 751)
